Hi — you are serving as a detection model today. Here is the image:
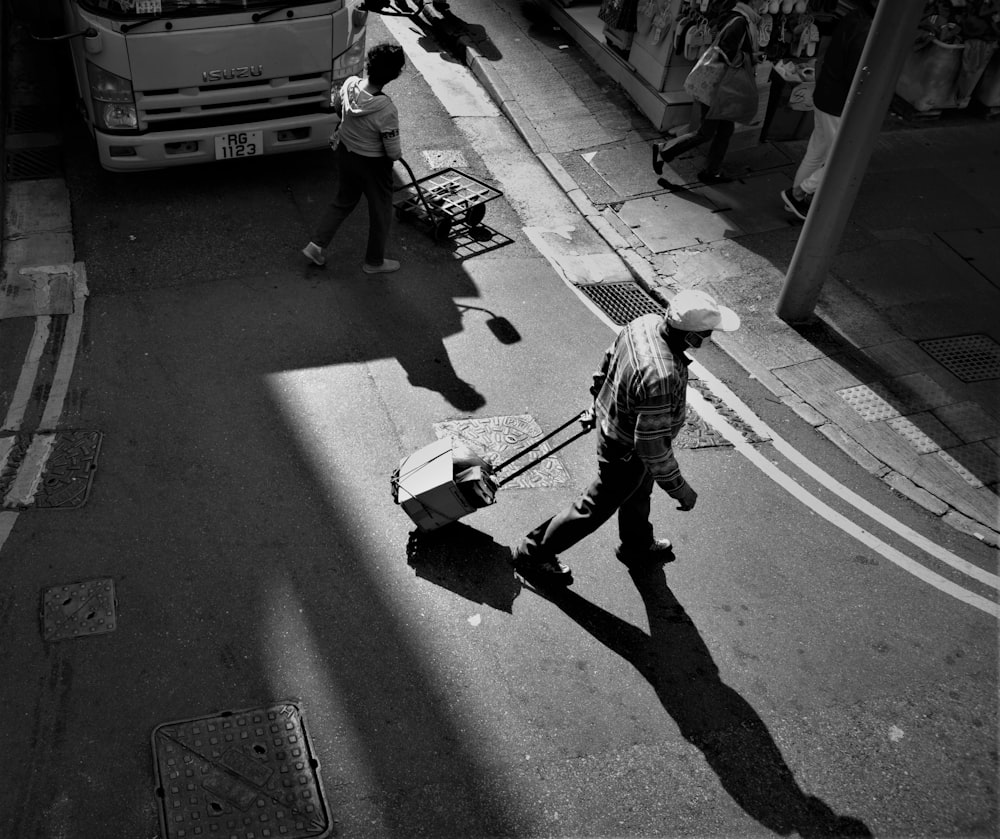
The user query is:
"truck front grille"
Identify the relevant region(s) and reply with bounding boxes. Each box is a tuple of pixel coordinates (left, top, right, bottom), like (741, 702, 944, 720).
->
(136, 72, 332, 131)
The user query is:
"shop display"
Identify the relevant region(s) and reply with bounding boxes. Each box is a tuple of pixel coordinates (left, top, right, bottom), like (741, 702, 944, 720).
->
(896, 0, 1000, 111)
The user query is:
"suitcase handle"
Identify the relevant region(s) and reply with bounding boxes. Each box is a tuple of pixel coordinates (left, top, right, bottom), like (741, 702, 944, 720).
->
(494, 410, 594, 487)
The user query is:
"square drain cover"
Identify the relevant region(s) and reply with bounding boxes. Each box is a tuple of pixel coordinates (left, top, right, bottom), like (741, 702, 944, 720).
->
(578, 282, 666, 325)
(918, 334, 1000, 382)
(41, 578, 116, 641)
(433, 415, 571, 488)
(152, 702, 329, 839)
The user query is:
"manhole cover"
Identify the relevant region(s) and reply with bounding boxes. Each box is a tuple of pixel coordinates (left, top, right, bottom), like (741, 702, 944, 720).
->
(40, 578, 116, 641)
(2, 431, 103, 510)
(5, 146, 63, 181)
(433, 415, 571, 488)
(918, 334, 1000, 382)
(152, 702, 330, 839)
(578, 281, 665, 325)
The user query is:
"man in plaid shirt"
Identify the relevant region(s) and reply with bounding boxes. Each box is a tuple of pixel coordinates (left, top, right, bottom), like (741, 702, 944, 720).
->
(513, 289, 740, 587)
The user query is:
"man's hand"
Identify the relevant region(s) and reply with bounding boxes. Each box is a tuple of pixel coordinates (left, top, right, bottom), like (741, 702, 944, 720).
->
(579, 408, 597, 432)
(671, 482, 698, 511)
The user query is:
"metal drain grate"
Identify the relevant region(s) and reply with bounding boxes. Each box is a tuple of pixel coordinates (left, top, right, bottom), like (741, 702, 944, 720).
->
(152, 702, 329, 839)
(5, 146, 63, 181)
(578, 281, 665, 325)
(918, 334, 1000, 382)
(6, 105, 58, 133)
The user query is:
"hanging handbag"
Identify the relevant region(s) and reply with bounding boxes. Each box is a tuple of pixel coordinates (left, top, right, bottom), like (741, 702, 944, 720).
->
(682, 16, 742, 106)
(706, 54, 759, 123)
(684, 43, 728, 104)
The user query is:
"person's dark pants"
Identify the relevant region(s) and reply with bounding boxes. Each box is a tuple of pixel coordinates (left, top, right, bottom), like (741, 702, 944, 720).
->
(662, 102, 735, 175)
(516, 433, 656, 561)
(314, 145, 394, 265)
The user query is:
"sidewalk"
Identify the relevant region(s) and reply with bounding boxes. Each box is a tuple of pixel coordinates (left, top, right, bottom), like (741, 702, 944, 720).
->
(426, 0, 1000, 546)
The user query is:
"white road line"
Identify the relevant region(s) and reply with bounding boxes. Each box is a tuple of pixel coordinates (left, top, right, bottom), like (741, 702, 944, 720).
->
(40, 265, 88, 430)
(0, 265, 88, 552)
(690, 359, 1000, 591)
(3, 432, 55, 508)
(687, 389, 999, 618)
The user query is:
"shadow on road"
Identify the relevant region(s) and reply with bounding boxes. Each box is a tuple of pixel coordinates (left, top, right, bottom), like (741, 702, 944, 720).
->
(406, 523, 520, 613)
(529, 569, 873, 838)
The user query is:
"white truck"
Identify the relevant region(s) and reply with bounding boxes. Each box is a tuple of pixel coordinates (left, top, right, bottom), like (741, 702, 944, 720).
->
(31, 0, 369, 171)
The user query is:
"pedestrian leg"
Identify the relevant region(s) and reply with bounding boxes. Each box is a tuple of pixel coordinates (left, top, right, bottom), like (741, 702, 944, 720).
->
(702, 117, 735, 177)
(516, 436, 650, 562)
(616, 467, 655, 550)
(313, 146, 364, 247)
(359, 156, 395, 266)
(793, 108, 839, 196)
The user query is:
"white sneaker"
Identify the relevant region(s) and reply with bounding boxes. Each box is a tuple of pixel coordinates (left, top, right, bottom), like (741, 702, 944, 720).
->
(302, 242, 326, 266)
(362, 258, 400, 274)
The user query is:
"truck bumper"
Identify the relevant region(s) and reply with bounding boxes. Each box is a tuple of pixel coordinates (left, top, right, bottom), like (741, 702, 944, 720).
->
(94, 112, 338, 172)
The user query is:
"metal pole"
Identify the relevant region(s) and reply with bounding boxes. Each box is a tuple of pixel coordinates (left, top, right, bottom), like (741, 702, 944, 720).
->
(775, 0, 925, 324)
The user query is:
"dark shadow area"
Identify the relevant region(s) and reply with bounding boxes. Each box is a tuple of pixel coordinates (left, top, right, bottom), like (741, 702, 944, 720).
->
(527, 569, 873, 838)
(407, 2, 503, 62)
(406, 523, 520, 612)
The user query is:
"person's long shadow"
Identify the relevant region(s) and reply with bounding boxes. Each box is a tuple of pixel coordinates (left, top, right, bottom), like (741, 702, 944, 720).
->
(530, 568, 873, 838)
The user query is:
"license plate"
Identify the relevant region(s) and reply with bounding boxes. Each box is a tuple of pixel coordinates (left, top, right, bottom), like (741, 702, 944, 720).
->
(214, 130, 263, 160)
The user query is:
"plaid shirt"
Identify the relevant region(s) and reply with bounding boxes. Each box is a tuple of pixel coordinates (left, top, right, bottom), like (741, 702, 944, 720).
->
(592, 314, 689, 493)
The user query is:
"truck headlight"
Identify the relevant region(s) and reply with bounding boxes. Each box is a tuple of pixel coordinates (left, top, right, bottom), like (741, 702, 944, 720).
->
(87, 62, 138, 131)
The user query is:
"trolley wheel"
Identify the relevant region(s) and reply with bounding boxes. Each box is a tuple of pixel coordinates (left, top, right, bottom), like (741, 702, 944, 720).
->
(432, 217, 453, 243)
(465, 204, 486, 228)
(396, 207, 413, 222)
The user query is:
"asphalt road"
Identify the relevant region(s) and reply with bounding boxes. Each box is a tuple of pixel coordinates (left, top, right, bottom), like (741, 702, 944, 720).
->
(0, 13, 996, 839)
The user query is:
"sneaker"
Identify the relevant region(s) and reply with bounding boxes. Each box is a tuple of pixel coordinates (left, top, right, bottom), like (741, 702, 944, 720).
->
(651, 143, 664, 175)
(781, 188, 810, 221)
(616, 538, 675, 569)
(302, 242, 326, 266)
(512, 551, 573, 587)
(362, 258, 400, 274)
(697, 170, 732, 185)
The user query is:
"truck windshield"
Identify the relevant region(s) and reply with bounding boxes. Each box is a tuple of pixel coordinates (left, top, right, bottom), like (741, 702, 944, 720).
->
(79, 0, 323, 17)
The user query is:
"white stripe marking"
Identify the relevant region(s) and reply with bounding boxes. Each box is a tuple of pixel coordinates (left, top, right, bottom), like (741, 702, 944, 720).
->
(686, 389, 999, 618)
(689, 359, 1000, 591)
(40, 265, 88, 430)
(4, 432, 56, 508)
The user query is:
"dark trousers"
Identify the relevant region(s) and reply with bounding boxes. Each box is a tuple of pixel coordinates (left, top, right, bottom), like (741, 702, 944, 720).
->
(518, 433, 655, 561)
(314, 144, 394, 265)
(665, 102, 735, 175)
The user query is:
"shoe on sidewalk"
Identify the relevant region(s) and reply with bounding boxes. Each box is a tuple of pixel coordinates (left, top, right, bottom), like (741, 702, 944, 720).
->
(781, 188, 810, 220)
(362, 258, 400, 274)
(512, 550, 573, 587)
(302, 242, 326, 266)
(651, 143, 664, 175)
(616, 538, 675, 569)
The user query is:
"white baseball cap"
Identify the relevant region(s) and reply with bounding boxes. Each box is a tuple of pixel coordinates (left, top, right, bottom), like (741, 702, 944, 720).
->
(666, 289, 740, 332)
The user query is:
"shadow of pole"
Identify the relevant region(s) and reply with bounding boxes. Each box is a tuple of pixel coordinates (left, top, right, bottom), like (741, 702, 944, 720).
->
(530, 570, 873, 837)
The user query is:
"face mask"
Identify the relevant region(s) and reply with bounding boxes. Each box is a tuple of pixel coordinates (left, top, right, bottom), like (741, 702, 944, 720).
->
(685, 331, 710, 351)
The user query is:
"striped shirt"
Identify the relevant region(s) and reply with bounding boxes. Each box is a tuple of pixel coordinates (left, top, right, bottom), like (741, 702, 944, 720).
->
(592, 314, 689, 492)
